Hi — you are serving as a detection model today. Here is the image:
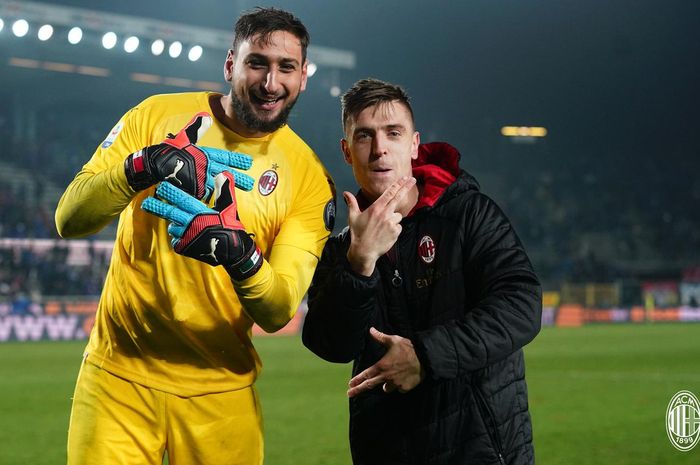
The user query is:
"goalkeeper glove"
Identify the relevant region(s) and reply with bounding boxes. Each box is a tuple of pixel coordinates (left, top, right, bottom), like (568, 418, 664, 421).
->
(124, 112, 254, 200)
(141, 171, 262, 281)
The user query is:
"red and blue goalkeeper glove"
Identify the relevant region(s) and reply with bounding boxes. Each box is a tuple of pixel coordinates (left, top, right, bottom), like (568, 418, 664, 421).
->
(124, 112, 254, 200)
(141, 171, 262, 281)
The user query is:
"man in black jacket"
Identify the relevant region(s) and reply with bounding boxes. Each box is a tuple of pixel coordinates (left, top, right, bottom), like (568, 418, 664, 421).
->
(302, 78, 542, 465)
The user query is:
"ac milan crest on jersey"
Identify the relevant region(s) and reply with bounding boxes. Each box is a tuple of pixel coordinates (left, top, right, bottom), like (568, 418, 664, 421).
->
(418, 235, 436, 264)
(258, 169, 278, 196)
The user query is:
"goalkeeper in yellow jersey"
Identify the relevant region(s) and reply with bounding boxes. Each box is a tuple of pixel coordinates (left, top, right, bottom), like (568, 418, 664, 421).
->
(55, 7, 335, 465)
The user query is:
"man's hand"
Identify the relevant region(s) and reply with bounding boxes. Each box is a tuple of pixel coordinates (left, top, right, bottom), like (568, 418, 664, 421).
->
(345, 176, 416, 276)
(124, 112, 254, 200)
(347, 327, 424, 398)
(141, 171, 262, 281)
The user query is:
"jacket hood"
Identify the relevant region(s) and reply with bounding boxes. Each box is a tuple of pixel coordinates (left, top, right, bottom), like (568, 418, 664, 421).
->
(409, 142, 479, 215)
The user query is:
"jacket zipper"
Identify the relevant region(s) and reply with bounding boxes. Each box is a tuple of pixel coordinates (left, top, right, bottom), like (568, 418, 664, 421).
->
(386, 243, 403, 288)
(391, 269, 403, 287)
(473, 385, 506, 465)
(382, 242, 416, 338)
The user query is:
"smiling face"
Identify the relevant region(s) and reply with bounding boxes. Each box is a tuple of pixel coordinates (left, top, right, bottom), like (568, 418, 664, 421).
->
(223, 30, 308, 137)
(342, 100, 420, 202)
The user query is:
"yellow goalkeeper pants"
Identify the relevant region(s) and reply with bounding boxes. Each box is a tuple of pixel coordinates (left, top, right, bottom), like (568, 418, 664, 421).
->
(67, 360, 263, 465)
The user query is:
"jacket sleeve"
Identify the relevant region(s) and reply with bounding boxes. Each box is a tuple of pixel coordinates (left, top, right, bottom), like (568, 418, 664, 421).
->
(413, 193, 542, 379)
(302, 233, 379, 363)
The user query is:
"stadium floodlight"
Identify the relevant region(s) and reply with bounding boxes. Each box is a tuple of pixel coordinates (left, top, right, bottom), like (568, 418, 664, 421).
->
(151, 39, 165, 56)
(330, 85, 341, 97)
(0, 18, 5, 33)
(101, 32, 117, 49)
(187, 45, 203, 62)
(37, 24, 54, 41)
(12, 19, 29, 38)
(168, 41, 183, 58)
(67, 26, 82, 44)
(501, 126, 548, 138)
(124, 36, 139, 53)
(307, 62, 317, 77)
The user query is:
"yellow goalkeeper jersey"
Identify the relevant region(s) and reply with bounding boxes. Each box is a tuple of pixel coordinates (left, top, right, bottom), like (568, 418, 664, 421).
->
(55, 92, 335, 396)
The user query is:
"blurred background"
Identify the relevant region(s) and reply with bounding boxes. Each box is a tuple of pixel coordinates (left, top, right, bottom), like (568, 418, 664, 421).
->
(0, 1, 699, 463)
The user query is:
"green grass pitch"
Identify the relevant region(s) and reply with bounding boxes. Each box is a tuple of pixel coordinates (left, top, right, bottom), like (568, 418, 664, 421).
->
(0, 324, 698, 464)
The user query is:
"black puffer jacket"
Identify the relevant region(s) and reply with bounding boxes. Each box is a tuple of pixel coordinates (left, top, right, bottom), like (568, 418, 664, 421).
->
(303, 142, 542, 465)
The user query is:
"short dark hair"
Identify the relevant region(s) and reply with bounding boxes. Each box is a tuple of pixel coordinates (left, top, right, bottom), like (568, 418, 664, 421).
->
(233, 7, 310, 62)
(341, 78, 414, 132)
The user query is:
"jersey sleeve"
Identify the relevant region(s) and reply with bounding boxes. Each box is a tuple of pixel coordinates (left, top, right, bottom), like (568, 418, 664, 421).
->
(54, 105, 146, 238)
(274, 162, 336, 258)
(233, 160, 336, 332)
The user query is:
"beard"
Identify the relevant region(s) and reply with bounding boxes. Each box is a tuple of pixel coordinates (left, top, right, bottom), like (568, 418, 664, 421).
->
(230, 90, 299, 134)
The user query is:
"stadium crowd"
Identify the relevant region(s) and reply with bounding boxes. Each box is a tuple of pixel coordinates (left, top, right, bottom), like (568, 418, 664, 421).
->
(0, 183, 56, 239)
(0, 240, 110, 313)
(497, 151, 700, 286)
